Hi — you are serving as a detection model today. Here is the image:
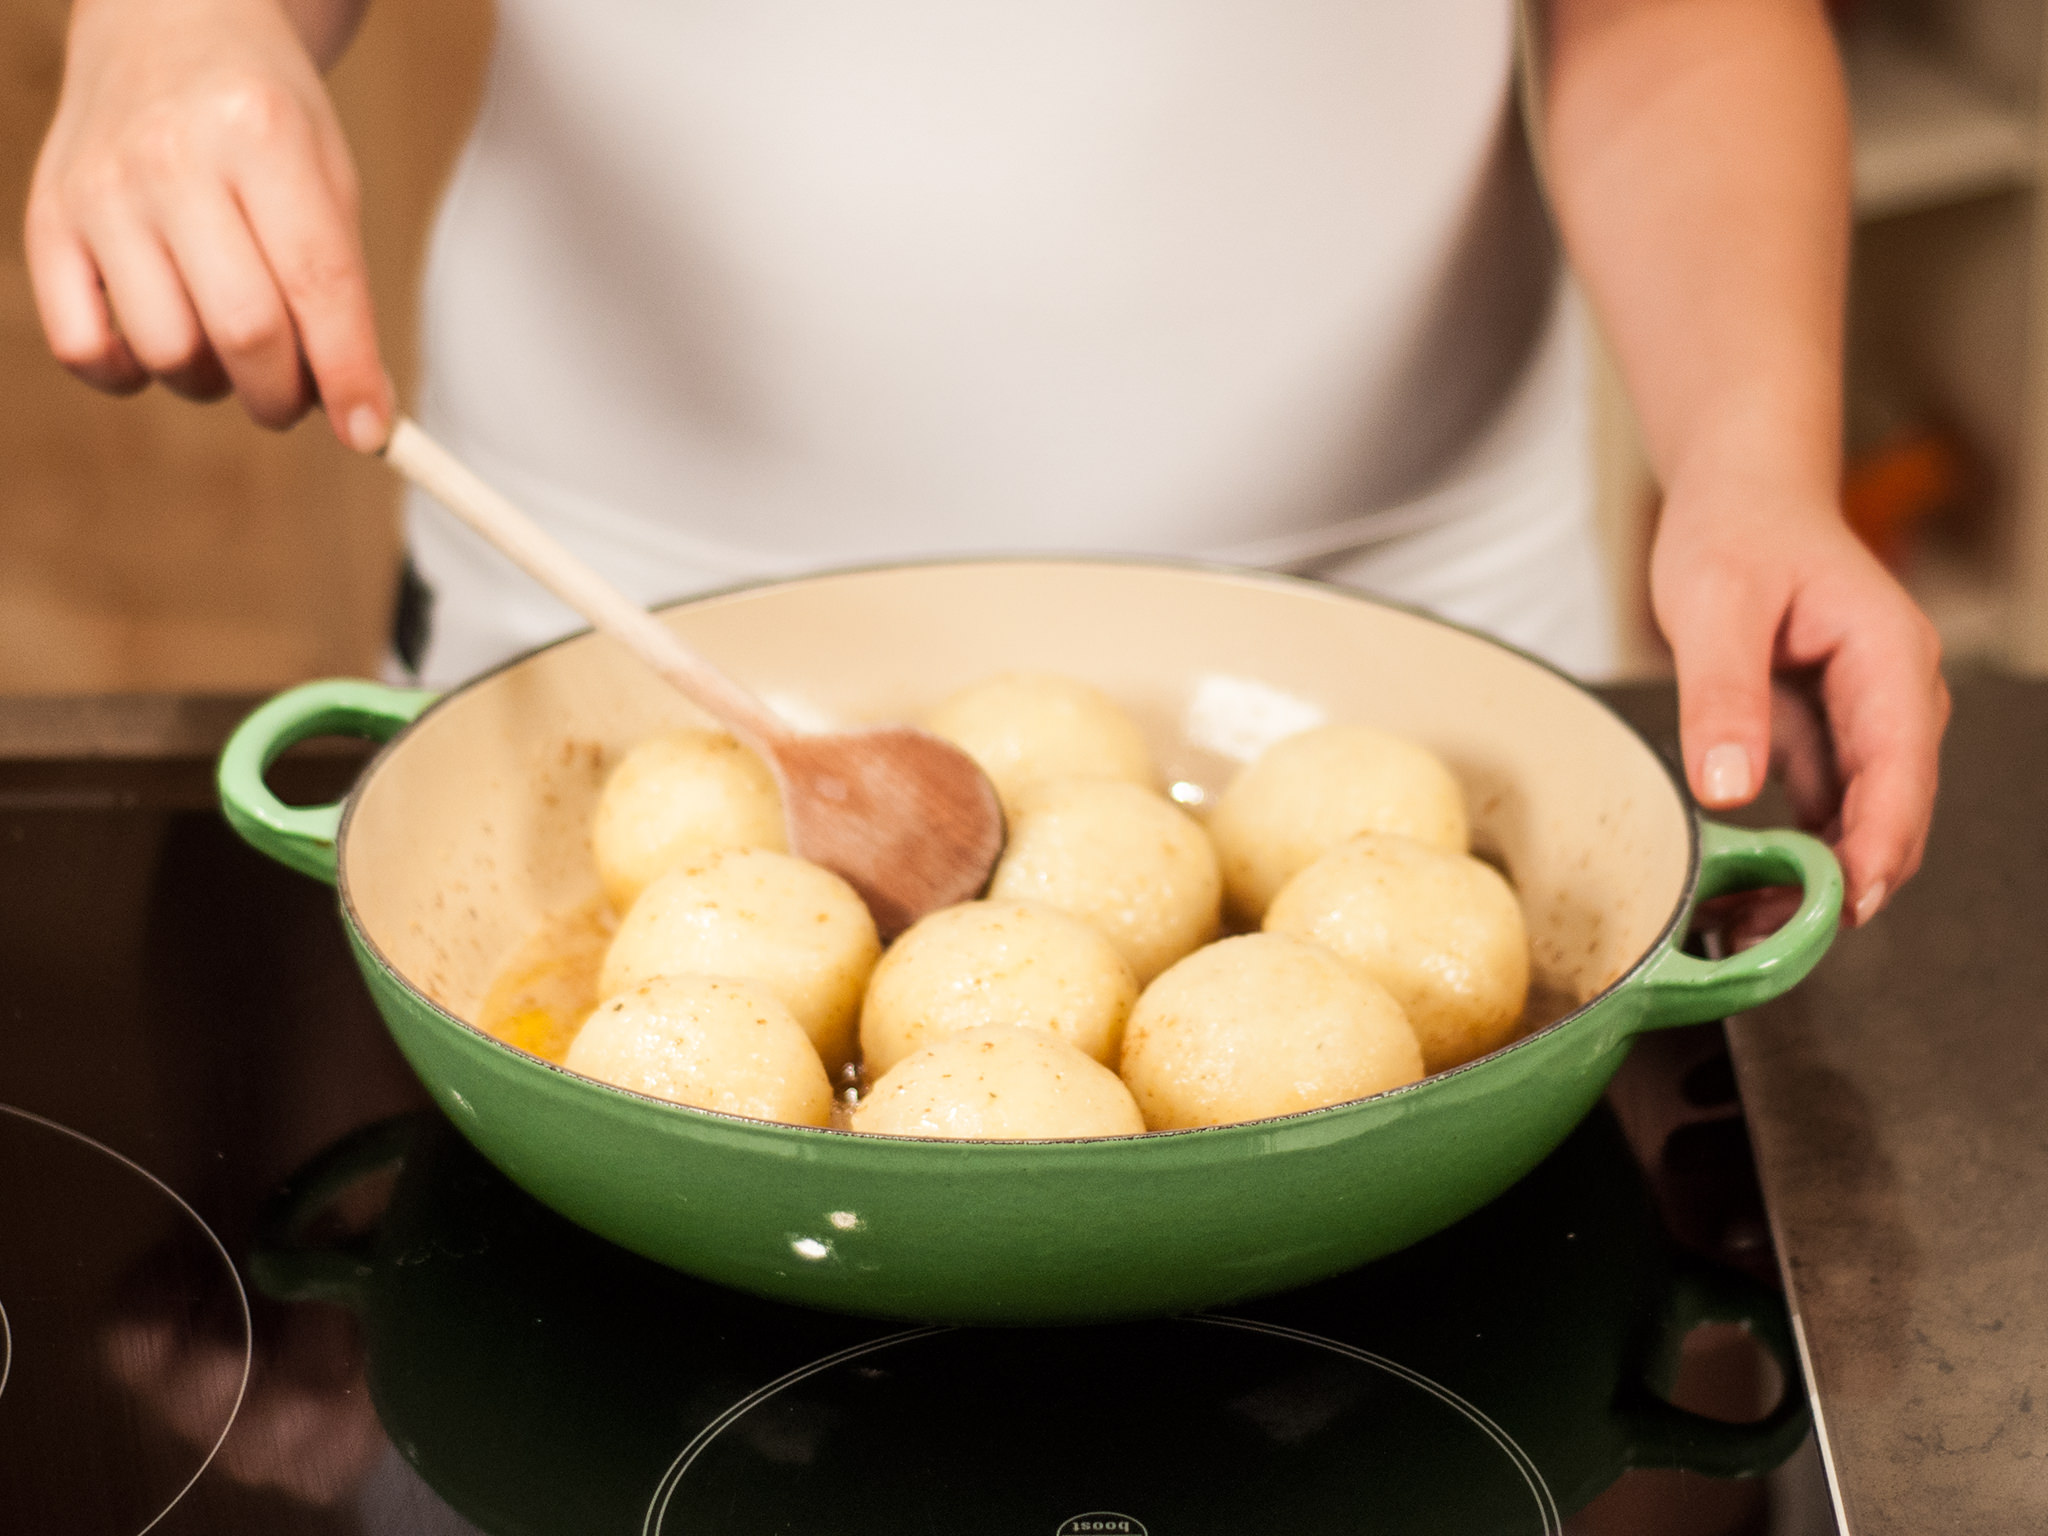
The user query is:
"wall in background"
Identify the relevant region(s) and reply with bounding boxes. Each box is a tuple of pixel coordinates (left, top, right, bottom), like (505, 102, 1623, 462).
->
(0, 0, 491, 692)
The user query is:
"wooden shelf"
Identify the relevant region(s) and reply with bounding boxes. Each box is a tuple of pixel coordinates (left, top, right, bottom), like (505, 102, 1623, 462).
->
(1846, 30, 2037, 221)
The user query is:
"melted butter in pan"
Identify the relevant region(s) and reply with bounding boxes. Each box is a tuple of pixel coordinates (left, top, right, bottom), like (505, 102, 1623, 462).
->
(477, 900, 616, 1062)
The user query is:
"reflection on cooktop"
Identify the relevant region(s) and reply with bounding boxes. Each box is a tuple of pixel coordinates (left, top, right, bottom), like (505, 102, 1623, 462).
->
(0, 1104, 251, 1535)
(247, 1104, 1804, 1536)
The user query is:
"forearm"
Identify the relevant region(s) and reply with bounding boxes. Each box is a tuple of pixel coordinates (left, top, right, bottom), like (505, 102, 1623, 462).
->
(1539, 1, 1944, 926)
(1540, 0, 1850, 517)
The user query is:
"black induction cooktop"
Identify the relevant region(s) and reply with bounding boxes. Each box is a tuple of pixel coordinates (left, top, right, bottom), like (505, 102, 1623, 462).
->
(0, 743, 1808, 1535)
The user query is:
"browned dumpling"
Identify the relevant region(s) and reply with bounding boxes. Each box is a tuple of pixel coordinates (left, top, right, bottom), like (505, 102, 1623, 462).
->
(852, 1025, 1145, 1140)
(592, 729, 786, 912)
(924, 671, 1155, 812)
(601, 847, 880, 1072)
(988, 778, 1220, 984)
(1119, 933, 1423, 1129)
(859, 899, 1138, 1076)
(1265, 832, 1528, 1074)
(1208, 723, 1467, 926)
(564, 975, 833, 1126)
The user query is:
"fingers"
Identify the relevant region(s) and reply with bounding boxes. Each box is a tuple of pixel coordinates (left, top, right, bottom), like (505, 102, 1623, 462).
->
(1656, 513, 1946, 927)
(232, 124, 389, 448)
(1660, 563, 1782, 814)
(1816, 605, 1946, 924)
(23, 199, 149, 394)
(155, 180, 313, 426)
(71, 197, 234, 402)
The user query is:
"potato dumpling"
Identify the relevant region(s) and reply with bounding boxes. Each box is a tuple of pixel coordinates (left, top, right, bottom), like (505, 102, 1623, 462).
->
(592, 729, 787, 912)
(1208, 723, 1469, 926)
(563, 975, 833, 1127)
(860, 899, 1138, 1076)
(1265, 832, 1529, 1074)
(852, 1025, 1145, 1140)
(924, 671, 1155, 811)
(600, 847, 880, 1071)
(1119, 933, 1423, 1129)
(988, 778, 1221, 984)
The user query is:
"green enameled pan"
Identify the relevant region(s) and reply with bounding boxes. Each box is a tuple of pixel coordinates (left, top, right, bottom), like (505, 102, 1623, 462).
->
(219, 560, 1838, 1324)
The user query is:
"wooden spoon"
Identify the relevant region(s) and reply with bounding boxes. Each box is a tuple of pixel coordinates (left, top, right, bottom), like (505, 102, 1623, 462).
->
(382, 417, 1003, 938)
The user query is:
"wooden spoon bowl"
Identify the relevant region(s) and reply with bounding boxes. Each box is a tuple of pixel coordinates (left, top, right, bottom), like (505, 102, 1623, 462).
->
(773, 724, 1003, 937)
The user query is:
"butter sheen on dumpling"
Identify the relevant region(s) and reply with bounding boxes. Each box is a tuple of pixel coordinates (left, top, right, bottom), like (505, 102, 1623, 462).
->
(924, 671, 1155, 812)
(1119, 932, 1423, 1129)
(564, 975, 833, 1126)
(591, 729, 786, 913)
(988, 777, 1221, 985)
(853, 1026, 1145, 1140)
(1264, 831, 1528, 1074)
(601, 846, 880, 1072)
(1208, 723, 1467, 926)
(859, 899, 1138, 1077)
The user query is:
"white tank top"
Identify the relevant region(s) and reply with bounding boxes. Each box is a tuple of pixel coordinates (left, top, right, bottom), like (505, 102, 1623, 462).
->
(404, 0, 1615, 684)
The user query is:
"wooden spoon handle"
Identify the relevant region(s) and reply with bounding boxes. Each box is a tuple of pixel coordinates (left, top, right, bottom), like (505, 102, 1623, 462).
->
(383, 417, 791, 746)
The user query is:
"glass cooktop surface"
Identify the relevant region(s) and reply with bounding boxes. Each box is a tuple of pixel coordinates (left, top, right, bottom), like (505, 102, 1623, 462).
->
(0, 751, 1805, 1535)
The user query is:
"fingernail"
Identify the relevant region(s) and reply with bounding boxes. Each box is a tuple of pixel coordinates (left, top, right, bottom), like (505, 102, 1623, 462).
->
(1854, 881, 1887, 925)
(1701, 742, 1753, 805)
(345, 406, 385, 454)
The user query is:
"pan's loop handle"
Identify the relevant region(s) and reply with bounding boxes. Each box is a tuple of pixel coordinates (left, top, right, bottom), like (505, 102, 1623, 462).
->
(1636, 822, 1841, 1029)
(1619, 1255, 1813, 1476)
(249, 1113, 431, 1307)
(217, 679, 436, 886)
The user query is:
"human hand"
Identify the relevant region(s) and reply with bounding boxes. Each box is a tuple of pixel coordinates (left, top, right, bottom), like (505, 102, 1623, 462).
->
(105, 1292, 386, 1504)
(24, 0, 389, 449)
(1652, 477, 1948, 927)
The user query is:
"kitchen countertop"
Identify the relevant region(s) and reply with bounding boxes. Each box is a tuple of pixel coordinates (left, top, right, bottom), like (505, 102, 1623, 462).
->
(5, 678, 2043, 1533)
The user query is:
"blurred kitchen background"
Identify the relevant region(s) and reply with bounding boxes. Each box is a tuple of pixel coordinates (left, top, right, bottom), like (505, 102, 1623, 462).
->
(4, 0, 2047, 691)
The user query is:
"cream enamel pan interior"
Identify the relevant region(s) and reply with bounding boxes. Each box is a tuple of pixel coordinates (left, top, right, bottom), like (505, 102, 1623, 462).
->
(223, 560, 1840, 1323)
(348, 563, 1683, 1018)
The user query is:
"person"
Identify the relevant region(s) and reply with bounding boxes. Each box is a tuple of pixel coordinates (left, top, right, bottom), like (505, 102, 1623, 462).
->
(26, 0, 1944, 927)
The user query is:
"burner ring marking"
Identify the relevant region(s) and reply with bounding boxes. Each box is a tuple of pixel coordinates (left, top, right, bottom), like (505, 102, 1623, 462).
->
(641, 1313, 1559, 1536)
